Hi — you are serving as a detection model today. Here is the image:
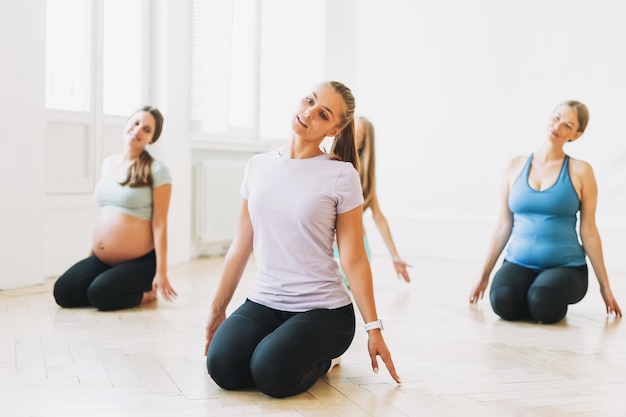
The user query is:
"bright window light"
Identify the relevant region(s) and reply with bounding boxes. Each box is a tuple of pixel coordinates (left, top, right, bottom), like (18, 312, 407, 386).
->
(45, 0, 92, 111)
(103, 0, 144, 116)
(191, 0, 325, 140)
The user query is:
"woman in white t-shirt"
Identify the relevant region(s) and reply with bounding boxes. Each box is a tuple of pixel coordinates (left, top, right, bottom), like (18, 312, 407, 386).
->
(204, 81, 401, 398)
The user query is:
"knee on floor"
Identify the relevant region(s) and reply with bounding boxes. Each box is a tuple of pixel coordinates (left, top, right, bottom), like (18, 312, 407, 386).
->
(86, 285, 122, 311)
(53, 281, 86, 308)
(250, 356, 290, 398)
(52, 284, 72, 308)
(490, 286, 528, 321)
(207, 349, 252, 391)
(527, 286, 567, 324)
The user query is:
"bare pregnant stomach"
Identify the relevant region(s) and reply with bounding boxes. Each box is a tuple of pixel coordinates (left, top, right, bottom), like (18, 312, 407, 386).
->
(92, 209, 154, 265)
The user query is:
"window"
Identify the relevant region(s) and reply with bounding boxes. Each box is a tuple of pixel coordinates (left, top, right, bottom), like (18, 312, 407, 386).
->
(45, 0, 150, 194)
(191, 0, 326, 141)
(102, 0, 147, 116)
(46, 0, 147, 116)
(45, 0, 92, 111)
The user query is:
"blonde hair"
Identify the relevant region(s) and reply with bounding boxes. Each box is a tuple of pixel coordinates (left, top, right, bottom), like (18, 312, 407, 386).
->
(357, 116, 376, 211)
(120, 106, 164, 188)
(325, 81, 359, 172)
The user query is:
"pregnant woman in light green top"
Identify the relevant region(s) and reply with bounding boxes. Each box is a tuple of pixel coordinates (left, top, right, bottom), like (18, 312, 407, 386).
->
(53, 106, 177, 311)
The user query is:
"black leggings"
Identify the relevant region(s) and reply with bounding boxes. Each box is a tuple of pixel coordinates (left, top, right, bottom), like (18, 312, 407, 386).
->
(53, 251, 156, 311)
(206, 299, 355, 398)
(490, 260, 588, 324)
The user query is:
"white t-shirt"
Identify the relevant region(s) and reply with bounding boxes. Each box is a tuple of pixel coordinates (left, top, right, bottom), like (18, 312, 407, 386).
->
(242, 150, 364, 312)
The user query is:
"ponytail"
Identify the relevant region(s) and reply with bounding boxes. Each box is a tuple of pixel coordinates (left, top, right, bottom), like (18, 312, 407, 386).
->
(120, 150, 154, 188)
(329, 122, 359, 172)
(119, 105, 164, 188)
(325, 81, 359, 171)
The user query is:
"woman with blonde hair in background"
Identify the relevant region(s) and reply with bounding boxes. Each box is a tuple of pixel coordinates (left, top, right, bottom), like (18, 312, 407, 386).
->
(335, 116, 411, 284)
(356, 116, 411, 282)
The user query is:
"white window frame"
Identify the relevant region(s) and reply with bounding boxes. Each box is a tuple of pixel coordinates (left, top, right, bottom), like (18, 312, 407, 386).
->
(190, 0, 261, 144)
(190, 0, 327, 148)
(45, 0, 152, 195)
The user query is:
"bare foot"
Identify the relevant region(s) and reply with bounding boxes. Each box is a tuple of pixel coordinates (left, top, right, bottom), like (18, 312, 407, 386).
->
(141, 288, 158, 304)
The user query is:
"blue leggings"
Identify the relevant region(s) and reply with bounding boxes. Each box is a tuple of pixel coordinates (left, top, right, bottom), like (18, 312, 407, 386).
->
(490, 260, 588, 324)
(206, 299, 355, 398)
(53, 251, 156, 311)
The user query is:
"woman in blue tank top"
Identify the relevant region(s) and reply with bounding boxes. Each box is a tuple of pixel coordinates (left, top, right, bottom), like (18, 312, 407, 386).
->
(469, 101, 621, 323)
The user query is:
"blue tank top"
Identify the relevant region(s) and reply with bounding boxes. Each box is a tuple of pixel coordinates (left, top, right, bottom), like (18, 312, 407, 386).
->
(505, 154, 586, 270)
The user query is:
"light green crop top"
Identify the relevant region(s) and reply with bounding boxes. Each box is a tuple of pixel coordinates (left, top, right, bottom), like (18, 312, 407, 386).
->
(94, 155, 172, 221)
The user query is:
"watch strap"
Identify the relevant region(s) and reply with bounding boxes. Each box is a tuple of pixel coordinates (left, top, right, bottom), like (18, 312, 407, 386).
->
(364, 319, 383, 332)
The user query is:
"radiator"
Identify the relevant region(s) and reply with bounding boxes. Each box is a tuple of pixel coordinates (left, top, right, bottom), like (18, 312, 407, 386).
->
(194, 159, 247, 243)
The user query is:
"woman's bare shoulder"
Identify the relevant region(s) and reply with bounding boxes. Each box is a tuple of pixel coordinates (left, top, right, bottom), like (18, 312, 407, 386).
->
(568, 155, 592, 169)
(568, 155, 595, 179)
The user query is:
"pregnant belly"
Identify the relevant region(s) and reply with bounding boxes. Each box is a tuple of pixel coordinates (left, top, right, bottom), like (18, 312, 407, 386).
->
(92, 209, 154, 265)
(507, 234, 583, 269)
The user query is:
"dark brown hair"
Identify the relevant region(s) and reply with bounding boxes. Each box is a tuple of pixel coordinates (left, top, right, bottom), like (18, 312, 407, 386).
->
(120, 106, 164, 188)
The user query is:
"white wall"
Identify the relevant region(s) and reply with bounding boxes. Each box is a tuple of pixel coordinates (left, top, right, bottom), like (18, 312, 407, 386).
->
(353, 0, 626, 272)
(2, 0, 624, 290)
(324, 0, 358, 87)
(151, 0, 193, 266)
(0, 0, 47, 289)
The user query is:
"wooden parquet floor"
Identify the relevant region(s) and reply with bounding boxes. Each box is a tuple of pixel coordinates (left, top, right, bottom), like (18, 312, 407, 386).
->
(1, 255, 625, 417)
